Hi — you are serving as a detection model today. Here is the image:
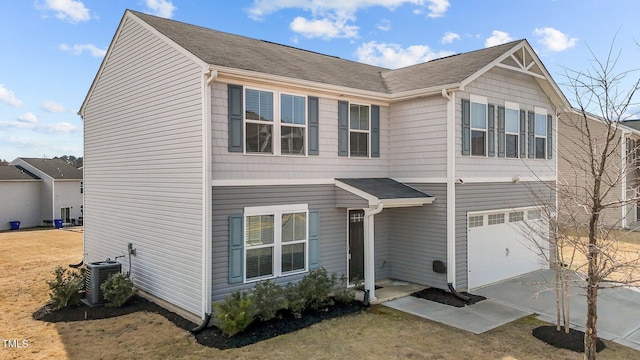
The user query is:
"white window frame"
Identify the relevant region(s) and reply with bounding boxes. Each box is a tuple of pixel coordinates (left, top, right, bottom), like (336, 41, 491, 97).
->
(470, 95, 488, 157)
(348, 103, 371, 158)
(468, 215, 484, 228)
(504, 101, 520, 159)
(243, 204, 309, 283)
(534, 107, 547, 160)
(243, 87, 308, 157)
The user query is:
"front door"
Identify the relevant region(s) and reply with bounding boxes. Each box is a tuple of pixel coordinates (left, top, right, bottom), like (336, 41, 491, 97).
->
(348, 210, 365, 284)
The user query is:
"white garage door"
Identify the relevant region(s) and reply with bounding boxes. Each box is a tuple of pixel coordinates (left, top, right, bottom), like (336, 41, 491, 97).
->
(467, 208, 548, 289)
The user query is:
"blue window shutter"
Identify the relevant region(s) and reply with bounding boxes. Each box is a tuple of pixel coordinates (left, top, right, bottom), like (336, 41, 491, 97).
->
(497, 106, 505, 157)
(519, 110, 527, 158)
(228, 84, 243, 152)
(547, 114, 553, 159)
(461, 99, 470, 155)
(488, 104, 495, 157)
(338, 101, 349, 156)
(371, 105, 380, 157)
(228, 214, 244, 284)
(308, 96, 319, 155)
(309, 210, 320, 269)
(527, 111, 535, 159)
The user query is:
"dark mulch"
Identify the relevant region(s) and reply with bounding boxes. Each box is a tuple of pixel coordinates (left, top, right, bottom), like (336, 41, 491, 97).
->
(532, 326, 606, 353)
(195, 301, 366, 349)
(32, 295, 366, 350)
(411, 287, 486, 307)
(32, 295, 196, 332)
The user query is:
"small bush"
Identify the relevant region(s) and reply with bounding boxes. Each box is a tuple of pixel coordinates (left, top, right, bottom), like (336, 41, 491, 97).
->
(213, 291, 257, 336)
(333, 274, 355, 304)
(299, 268, 336, 310)
(253, 279, 287, 322)
(284, 282, 306, 319)
(100, 273, 135, 307)
(46, 265, 85, 310)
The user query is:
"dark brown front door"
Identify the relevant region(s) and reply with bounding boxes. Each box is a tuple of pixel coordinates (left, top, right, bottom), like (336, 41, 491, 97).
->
(348, 210, 365, 284)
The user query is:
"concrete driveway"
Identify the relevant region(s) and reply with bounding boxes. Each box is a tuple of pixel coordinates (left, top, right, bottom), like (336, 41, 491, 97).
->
(384, 269, 640, 351)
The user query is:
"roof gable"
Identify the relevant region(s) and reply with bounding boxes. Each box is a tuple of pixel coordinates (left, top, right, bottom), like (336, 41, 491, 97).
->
(15, 158, 82, 180)
(0, 165, 40, 181)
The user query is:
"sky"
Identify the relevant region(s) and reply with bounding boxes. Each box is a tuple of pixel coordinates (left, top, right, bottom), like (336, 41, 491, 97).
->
(1, 0, 639, 161)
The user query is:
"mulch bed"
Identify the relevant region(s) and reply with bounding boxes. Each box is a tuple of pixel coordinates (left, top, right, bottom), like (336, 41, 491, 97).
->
(33, 295, 366, 349)
(532, 326, 606, 353)
(410, 287, 486, 307)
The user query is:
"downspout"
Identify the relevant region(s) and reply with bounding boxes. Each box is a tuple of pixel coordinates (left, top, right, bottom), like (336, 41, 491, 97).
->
(363, 202, 384, 303)
(194, 68, 217, 332)
(442, 89, 460, 294)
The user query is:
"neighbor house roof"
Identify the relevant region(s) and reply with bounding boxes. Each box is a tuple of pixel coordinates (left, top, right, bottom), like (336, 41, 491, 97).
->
(17, 158, 82, 180)
(0, 165, 40, 181)
(622, 120, 640, 132)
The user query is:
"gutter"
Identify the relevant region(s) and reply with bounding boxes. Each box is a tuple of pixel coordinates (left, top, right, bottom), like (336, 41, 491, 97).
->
(442, 89, 458, 288)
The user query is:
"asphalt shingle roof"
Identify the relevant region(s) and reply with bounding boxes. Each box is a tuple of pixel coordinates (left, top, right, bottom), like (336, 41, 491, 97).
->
(0, 165, 40, 181)
(130, 10, 523, 95)
(337, 178, 432, 200)
(19, 158, 82, 180)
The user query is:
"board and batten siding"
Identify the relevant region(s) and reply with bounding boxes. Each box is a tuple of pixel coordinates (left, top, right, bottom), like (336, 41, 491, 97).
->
(389, 97, 448, 179)
(454, 181, 554, 289)
(557, 111, 623, 228)
(82, 17, 205, 317)
(456, 67, 556, 180)
(0, 180, 41, 229)
(387, 184, 448, 289)
(210, 82, 390, 181)
(211, 184, 350, 301)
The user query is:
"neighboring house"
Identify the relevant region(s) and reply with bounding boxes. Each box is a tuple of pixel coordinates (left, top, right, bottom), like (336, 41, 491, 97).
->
(0, 165, 41, 230)
(9, 158, 83, 225)
(79, 10, 568, 323)
(557, 111, 640, 229)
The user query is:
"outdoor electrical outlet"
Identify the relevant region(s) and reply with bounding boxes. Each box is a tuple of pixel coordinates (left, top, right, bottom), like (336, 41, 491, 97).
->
(128, 243, 137, 256)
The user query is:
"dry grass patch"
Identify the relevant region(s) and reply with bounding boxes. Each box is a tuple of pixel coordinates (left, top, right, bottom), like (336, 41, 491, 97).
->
(1, 228, 639, 359)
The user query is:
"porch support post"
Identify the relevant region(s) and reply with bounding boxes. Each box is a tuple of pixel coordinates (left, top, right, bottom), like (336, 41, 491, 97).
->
(364, 203, 384, 301)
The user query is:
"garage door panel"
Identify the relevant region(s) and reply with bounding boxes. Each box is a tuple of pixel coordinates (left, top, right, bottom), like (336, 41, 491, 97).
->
(467, 209, 548, 289)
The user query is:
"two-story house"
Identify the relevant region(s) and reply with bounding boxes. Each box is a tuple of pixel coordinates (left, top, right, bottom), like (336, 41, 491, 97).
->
(79, 10, 567, 323)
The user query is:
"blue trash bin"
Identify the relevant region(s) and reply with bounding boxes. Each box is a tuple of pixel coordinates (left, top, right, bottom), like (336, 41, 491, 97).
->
(9, 221, 20, 230)
(53, 219, 63, 229)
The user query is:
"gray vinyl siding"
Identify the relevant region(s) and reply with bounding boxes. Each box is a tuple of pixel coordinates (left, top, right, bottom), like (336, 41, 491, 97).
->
(211, 184, 349, 301)
(388, 184, 448, 289)
(211, 82, 390, 181)
(457, 67, 556, 180)
(455, 181, 554, 289)
(335, 188, 369, 208)
(82, 17, 205, 317)
(374, 211, 390, 280)
(0, 181, 41, 229)
(389, 97, 448, 179)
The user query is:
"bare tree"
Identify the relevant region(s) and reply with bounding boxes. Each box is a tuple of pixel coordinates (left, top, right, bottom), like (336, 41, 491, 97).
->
(556, 41, 640, 359)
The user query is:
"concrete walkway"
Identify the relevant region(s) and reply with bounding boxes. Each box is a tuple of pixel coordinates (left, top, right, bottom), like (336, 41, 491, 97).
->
(384, 270, 640, 351)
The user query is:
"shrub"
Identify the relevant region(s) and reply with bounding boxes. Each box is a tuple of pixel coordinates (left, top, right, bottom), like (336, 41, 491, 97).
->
(213, 290, 257, 336)
(284, 282, 306, 319)
(253, 279, 287, 322)
(46, 265, 85, 310)
(296, 267, 337, 311)
(100, 272, 135, 307)
(333, 274, 355, 304)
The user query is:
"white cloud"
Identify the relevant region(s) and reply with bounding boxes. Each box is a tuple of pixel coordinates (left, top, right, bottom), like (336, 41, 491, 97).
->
(377, 19, 391, 31)
(290, 16, 358, 39)
(441, 31, 460, 44)
(36, 122, 79, 134)
(247, 1, 449, 39)
(0, 120, 35, 130)
(426, 0, 449, 18)
(534, 27, 577, 52)
(17, 112, 38, 124)
(39, 0, 90, 23)
(41, 100, 68, 113)
(144, 0, 176, 19)
(0, 84, 24, 107)
(59, 43, 106, 57)
(356, 41, 454, 69)
(485, 30, 513, 47)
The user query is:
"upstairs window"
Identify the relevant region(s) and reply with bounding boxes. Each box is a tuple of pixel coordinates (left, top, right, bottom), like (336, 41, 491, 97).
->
(245, 89, 274, 154)
(534, 108, 547, 159)
(505, 102, 519, 158)
(280, 94, 306, 155)
(470, 96, 487, 156)
(350, 104, 370, 157)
